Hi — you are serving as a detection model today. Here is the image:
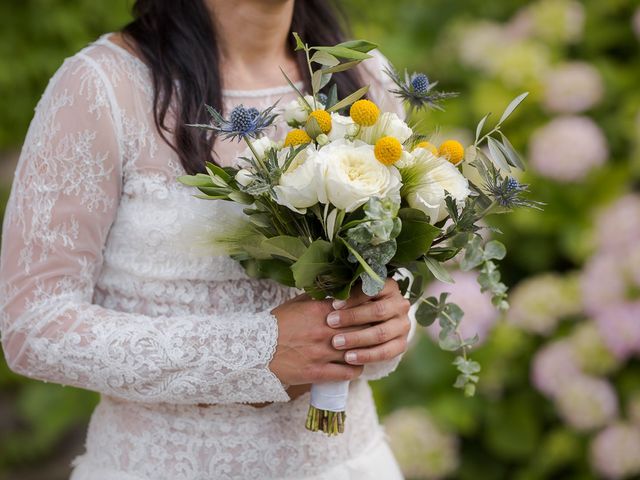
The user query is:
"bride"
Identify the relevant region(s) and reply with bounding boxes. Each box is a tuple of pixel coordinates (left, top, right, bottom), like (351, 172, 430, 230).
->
(0, 0, 413, 478)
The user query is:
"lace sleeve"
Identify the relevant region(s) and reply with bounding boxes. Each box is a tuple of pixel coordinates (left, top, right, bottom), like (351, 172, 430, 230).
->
(0, 55, 289, 405)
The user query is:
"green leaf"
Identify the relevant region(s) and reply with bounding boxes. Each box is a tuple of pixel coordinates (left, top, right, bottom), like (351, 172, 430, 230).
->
(415, 298, 439, 326)
(305, 115, 323, 139)
(228, 191, 254, 204)
(327, 86, 369, 113)
(335, 39, 378, 53)
(424, 257, 454, 283)
(498, 132, 526, 171)
(177, 174, 214, 187)
(460, 235, 484, 271)
(292, 32, 306, 51)
(487, 137, 511, 172)
(321, 60, 362, 74)
(498, 92, 529, 124)
(261, 236, 307, 262)
(310, 50, 339, 66)
(312, 70, 332, 93)
(475, 113, 491, 144)
(279, 67, 310, 107)
(241, 259, 295, 287)
(291, 239, 333, 289)
(393, 208, 441, 263)
(325, 84, 339, 109)
(313, 45, 372, 60)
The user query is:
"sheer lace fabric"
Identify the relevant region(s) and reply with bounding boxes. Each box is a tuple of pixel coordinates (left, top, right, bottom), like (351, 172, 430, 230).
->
(0, 34, 406, 479)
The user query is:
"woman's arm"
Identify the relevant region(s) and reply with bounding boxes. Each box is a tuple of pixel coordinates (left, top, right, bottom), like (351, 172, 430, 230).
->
(0, 54, 290, 405)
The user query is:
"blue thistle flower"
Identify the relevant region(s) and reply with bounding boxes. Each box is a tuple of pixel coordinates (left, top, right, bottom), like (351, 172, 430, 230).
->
(410, 73, 429, 93)
(317, 93, 328, 105)
(188, 103, 278, 142)
(386, 66, 457, 112)
(484, 175, 542, 209)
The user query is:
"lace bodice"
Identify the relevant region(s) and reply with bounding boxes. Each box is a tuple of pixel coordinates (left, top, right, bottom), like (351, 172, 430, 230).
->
(0, 34, 406, 479)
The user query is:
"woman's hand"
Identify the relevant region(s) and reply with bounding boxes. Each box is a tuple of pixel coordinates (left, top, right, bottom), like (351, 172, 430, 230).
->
(269, 279, 411, 387)
(270, 295, 365, 386)
(326, 279, 411, 366)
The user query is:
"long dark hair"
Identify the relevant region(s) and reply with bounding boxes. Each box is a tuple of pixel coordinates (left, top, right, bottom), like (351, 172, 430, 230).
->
(122, 0, 363, 174)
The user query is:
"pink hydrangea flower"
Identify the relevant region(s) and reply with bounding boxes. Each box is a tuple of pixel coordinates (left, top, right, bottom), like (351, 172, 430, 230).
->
(542, 62, 604, 113)
(590, 423, 640, 479)
(529, 116, 608, 182)
(531, 340, 580, 397)
(554, 375, 618, 431)
(594, 302, 640, 361)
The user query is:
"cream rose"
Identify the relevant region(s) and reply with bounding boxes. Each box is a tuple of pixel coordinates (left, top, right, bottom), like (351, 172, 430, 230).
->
(358, 112, 413, 144)
(327, 113, 358, 142)
(282, 95, 324, 125)
(314, 140, 401, 212)
(273, 145, 319, 213)
(405, 156, 470, 223)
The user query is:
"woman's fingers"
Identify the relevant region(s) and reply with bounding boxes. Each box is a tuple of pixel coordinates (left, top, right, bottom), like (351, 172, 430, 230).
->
(331, 278, 400, 310)
(331, 316, 410, 350)
(327, 292, 409, 328)
(307, 363, 364, 382)
(342, 337, 408, 365)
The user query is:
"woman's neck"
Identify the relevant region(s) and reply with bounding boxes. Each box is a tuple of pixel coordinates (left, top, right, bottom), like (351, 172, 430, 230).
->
(206, 0, 301, 90)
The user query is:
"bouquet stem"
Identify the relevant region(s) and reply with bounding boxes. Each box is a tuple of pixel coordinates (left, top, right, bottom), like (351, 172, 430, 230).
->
(305, 381, 349, 436)
(305, 406, 346, 435)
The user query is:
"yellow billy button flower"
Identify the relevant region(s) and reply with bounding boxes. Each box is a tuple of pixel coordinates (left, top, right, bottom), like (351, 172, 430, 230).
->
(307, 109, 332, 134)
(438, 140, 465, 165)
(413, 141, 438, 156)
(349, 99, 380, 127)
(283, 129, 312, 147)
(374, 136, 403, 166)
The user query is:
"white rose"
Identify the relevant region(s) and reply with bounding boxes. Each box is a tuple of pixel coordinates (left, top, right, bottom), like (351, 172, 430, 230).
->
(237, 136, 277, 165)
(235, 168, 254, 187)
(405, 156, 470, 223)
(315, 139, 401, 212)
(358, 112, 413, 144)
(273, 145, 319, 213)
(327, 113, 357, 141)
(282, 95, 323, 125)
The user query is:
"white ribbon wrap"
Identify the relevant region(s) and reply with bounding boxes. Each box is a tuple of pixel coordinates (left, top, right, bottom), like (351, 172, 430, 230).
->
(310, 381, 349, 412)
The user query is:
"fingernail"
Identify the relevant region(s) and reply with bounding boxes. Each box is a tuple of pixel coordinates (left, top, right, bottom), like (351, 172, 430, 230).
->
(327, 312, 340, 327)
(345, 352, 357, 363)
(333, 335, 346, 348)
(332, 299, 347, 310)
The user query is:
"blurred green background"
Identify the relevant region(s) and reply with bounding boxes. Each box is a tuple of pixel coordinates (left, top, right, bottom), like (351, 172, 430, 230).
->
(1, 0, 640, 479)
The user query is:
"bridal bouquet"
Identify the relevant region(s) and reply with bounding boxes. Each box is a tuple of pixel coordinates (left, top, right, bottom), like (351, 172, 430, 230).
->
(179, 34, 539, 435)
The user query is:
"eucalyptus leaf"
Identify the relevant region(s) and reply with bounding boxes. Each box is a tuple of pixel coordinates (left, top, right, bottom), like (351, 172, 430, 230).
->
(424, 257, 454, 283)
(484, 240, 507, 261)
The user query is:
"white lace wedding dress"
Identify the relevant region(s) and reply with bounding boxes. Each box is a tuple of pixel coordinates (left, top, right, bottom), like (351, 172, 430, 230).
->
(0, 34, 407, 480)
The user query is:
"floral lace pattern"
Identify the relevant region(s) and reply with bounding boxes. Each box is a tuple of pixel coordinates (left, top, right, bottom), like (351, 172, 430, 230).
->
(0, 34, 405, 479)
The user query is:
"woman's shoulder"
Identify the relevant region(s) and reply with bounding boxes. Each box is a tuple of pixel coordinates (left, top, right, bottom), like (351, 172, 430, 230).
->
(47, 33, 149, 98)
